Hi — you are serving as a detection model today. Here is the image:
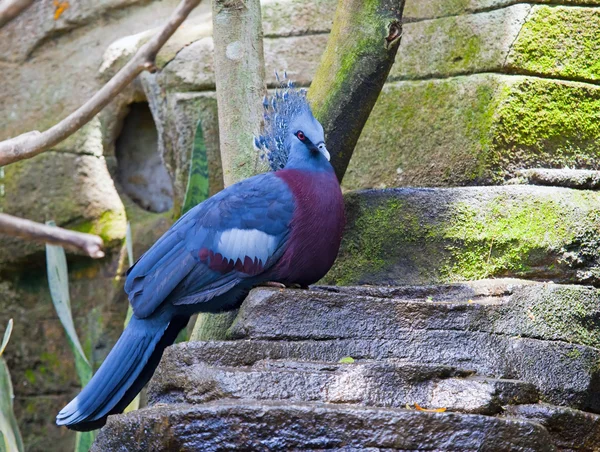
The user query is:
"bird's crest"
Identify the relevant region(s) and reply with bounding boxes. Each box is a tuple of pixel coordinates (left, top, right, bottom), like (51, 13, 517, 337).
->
(254, 72, 310, 171)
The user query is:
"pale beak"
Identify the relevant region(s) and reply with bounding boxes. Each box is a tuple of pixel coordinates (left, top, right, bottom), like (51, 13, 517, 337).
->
(318, 143, 330, 161)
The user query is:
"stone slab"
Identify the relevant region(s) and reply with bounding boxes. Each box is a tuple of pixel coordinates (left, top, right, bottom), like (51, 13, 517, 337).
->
(344, 75, 600, 189)
(507, 5, 600, 83)
(161, 333, 600, 412)
(149, 358, 538, 415)
(91, 400, 555, 451)
(393, 5, 531, 80)
(403, 0, 600, 21)
(326, 186, 600, 286)
(229, 284, 600, 349)
(0, 152, 126, 269)
(503, 403, 600, 451)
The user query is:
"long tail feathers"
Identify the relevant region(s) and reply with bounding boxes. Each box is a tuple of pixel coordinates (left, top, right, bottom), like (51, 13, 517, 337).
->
(56, 313, 189, 432)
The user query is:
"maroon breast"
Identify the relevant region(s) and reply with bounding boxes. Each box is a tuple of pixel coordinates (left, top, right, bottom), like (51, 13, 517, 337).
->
(270, 169, 345, 286)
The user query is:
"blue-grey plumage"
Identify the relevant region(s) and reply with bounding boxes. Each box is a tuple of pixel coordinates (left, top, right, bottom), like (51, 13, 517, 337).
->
(56, 79, 344, 431)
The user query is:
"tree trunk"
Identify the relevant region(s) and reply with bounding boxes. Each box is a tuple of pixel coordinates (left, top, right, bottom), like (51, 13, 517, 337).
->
(190, 0, 266, 341)
(212, 0, 266, 187)
(308, 0, 405, 182)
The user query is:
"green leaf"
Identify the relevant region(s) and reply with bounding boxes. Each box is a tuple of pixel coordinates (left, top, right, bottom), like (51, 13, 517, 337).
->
(45, 232, 90, 372)
(123, 222, 140, 414)
(75, 430, 95, 452)
(181, 120, 210, 216)
(338, 356, 355, 364)
(0, 357, 24, 452)
(0, 320, 12, 357)
(45, 225, 97, 450)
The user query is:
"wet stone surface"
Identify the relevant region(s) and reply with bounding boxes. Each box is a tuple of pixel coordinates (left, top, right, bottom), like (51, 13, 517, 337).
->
(94, 281, 600, 450)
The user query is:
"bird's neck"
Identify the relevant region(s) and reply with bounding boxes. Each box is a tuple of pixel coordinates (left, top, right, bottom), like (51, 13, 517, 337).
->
(283, 154, 334, 173)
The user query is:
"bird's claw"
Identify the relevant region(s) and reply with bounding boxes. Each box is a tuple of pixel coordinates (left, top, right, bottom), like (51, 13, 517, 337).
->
(260, 281, 287, 289)
(259, 282, 309, 290)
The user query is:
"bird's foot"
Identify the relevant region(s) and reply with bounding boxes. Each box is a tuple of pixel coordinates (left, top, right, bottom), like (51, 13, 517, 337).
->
(260, 281, 287, 289)
(259, 282, 308, 290)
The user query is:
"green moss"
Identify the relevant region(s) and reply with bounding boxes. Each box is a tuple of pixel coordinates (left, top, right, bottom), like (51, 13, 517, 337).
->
(439, 194, 572, 281)
(24, 369, 36, 385)
(403, 0, 471, 20)
(506, 286, 600, 349)
(509, 6, 600, 82)
(344, 75, 503, 190)
(325, 196, 411, 285)
(327, 188, 600, 286)
(491, 77, 600, 182)
(70, 209, 127, 245)
(344, 73, 600, 190)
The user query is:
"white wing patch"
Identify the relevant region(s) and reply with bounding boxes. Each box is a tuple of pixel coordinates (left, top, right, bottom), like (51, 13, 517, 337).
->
(217, 228, 278, 264)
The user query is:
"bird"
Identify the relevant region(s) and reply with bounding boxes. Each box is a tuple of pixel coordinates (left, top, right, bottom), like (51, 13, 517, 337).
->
(56, 80, 345, 432)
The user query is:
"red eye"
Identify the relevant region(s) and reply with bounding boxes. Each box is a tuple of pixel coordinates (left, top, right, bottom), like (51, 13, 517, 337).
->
(297, 131, 305, 141)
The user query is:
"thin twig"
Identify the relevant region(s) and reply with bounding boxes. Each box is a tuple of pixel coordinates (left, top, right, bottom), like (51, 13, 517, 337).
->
(0, 213, 105, 258)
(0, 0, 201, 167)
(0, 0, 34, 29)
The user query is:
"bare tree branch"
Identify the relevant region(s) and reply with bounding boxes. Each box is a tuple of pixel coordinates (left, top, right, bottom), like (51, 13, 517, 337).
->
(0, 0, 34, 29)
(0, 214, 105, 258)
(0, 0, 201, 167)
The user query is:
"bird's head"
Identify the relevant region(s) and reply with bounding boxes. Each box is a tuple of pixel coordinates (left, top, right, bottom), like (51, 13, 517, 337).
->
(254, 74, 332, 172)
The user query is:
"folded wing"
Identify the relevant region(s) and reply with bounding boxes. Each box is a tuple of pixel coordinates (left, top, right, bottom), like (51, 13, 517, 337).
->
(124, 173, 294, 318)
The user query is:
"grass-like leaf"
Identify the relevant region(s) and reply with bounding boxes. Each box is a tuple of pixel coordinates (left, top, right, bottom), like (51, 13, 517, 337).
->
(123, 222, 140, 414)
(0, 319, 12, 357)
(45, 223, 95, 450)
(182, 120, 210, 215)
(0, 320, 24, 452)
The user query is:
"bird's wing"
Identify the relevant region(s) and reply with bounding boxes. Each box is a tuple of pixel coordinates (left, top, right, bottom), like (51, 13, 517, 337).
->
(124, 172, 294, 318)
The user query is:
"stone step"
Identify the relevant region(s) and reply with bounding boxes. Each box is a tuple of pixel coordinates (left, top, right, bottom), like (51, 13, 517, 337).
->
(155, 333, 600, 414)
(149, 358, 539, 416)
(502, 404, 600, 451)
(149, 281, 600, 413)
(91, 400, 556, 452)
(229, 283, 600, 349)
(323, 186, 600, 286)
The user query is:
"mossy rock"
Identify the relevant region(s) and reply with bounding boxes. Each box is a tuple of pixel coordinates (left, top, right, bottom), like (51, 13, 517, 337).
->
(403, 0, 600, 20)
(393, 5, 530, 80)
(0, 152, 126, 270)
(343, 75, 600, 190)
(507, 5, 600, 83)
(324, 186, 600, 286)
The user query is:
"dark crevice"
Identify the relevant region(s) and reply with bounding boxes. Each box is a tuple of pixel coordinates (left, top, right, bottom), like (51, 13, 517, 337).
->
(115, 102, 173, 213)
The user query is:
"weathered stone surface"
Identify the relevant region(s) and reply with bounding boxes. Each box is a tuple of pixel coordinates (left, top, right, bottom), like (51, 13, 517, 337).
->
(403, 0, 600, 21)
(229, 284, 600, 349)
(153, 33, 326, 94)
(92, 400, 555, 451)
(150, 358, 538, 415)
(514, 168, 600, 190)
(159, 331, 600, 412)
(0, 0, 193, 141)
(344, 75, 600, 189)
(325, 186, 600, 286)
(397, 5, 600, 83)
(0, 0, 160, 63)
(503, 404, 600, 451)
(139, 88, 222, 210)
(0, 152, 126, 269)
(393, 5, 531, 80)
(507, 6, 600, 83)
(261, 0, 336, 37)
